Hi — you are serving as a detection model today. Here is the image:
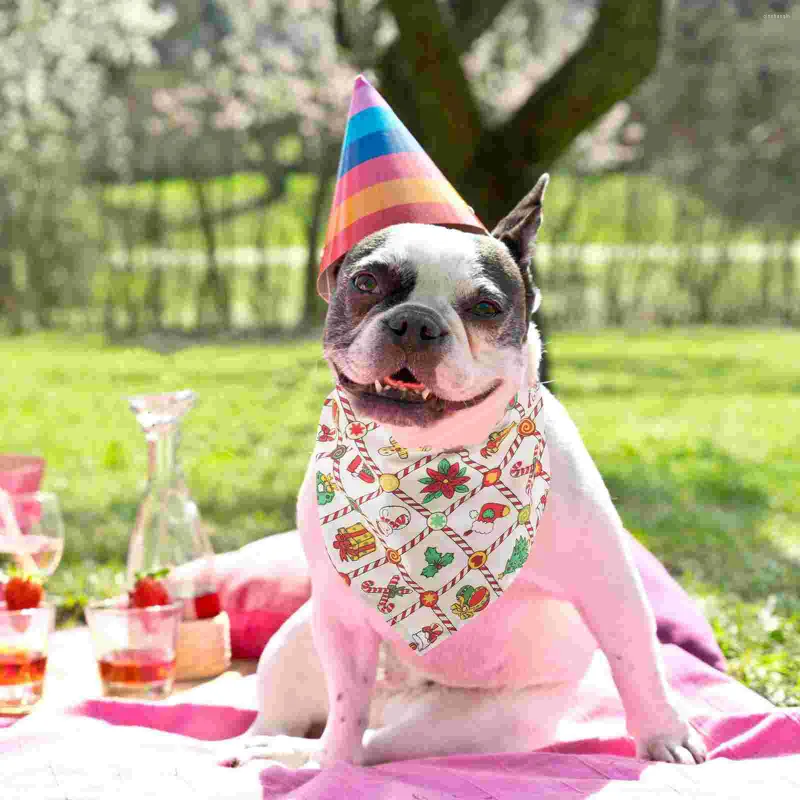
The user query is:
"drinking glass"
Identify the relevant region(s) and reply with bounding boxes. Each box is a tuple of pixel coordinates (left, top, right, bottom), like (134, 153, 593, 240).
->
(0, 602, 55, 715)
(0, 492, 65, 579)
(84, 598, 182, 700)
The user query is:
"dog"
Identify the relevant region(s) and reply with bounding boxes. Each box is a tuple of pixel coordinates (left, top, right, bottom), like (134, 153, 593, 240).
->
(220, 175, 706, 770)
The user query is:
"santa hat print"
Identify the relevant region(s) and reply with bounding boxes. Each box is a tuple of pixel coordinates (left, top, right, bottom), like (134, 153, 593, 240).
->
(317, 75, 488, 300)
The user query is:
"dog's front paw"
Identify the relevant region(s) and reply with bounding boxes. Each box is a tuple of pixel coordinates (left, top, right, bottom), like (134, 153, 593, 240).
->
(637, 723, 707, 765)
(217, 734, 323, 770)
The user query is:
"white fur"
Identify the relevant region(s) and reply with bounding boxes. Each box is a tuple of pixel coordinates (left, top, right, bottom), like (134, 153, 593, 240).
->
(219, 229, 707, 770)
(331, 225, 526, 450)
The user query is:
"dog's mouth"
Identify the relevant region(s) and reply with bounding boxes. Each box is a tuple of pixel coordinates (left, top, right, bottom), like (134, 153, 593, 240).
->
(338, 366, 499, 415)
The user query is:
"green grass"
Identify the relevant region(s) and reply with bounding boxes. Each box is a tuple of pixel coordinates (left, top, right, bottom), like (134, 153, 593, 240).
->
(1, 328, 798, 704)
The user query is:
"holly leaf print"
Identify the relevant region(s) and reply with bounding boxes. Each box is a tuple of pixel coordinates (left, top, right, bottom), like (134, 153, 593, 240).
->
(438, 458, 451, 474)
(421, 546, 455, 578)
(422, 490, 443, 504)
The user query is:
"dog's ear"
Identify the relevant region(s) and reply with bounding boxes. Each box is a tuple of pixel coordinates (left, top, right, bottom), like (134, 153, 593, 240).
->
(491, 173, 548, 317)
(491, 173, 549, 263)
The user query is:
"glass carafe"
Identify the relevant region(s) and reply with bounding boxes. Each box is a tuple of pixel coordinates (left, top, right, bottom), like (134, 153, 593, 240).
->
(126, 391, 219, 618)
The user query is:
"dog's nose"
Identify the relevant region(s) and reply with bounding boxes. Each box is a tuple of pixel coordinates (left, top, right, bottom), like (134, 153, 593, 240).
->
(383, 306, 448, 345)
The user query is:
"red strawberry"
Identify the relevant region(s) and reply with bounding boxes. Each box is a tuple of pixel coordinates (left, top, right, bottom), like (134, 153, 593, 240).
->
(4, 574, 44, 611)
(193, 591, 221, 620)
(129, 568, 171, 609)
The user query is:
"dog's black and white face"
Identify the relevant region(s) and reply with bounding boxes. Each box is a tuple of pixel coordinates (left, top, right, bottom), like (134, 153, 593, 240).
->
(323, 176, 549, 450)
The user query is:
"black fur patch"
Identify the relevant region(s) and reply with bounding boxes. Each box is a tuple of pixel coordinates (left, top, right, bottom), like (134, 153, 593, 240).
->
(324, 230, 416, 352)
(474, 237, 528, 348)
(341, 230, 390, 273)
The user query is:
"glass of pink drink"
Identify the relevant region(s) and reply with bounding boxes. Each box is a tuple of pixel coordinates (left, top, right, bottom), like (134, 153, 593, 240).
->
(0, 602, 55, 715)
(0, 491, 65, 579)
(85, 599, 182, 699)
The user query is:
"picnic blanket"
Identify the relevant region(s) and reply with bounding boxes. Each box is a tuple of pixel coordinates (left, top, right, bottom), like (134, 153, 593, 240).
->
(2, 645, 799, 799)
(3, 531, 800, 798)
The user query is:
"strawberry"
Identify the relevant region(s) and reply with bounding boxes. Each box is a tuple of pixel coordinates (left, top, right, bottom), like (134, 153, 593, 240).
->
(129, 568, 171, 609)
(193, 591, 221, 620)
(4, 573, 44, 611)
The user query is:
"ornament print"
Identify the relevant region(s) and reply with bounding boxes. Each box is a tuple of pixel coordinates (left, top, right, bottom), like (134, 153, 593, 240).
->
(314, 386, 551, 656)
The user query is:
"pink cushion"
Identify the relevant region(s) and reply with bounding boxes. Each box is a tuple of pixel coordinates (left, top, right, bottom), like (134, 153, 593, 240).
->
(211, 532, 311, 659)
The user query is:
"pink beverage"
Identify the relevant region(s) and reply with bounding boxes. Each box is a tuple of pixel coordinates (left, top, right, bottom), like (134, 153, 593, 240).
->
(0, 603, 55, 715)
(0, 649, 48, 685)
(85, 599, 182, 700)
(98, 648, 176, 697)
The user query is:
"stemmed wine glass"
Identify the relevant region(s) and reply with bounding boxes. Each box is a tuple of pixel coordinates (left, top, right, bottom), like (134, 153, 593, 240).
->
(0, 491, 65, 579)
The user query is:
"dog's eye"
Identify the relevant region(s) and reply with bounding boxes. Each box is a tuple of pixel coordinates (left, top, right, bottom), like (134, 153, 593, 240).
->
(353, 273, 379, 293)
(472, 300, 501, 317)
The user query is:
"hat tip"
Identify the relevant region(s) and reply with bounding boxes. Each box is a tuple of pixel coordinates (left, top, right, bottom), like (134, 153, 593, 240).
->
(354, 74, 371, 88)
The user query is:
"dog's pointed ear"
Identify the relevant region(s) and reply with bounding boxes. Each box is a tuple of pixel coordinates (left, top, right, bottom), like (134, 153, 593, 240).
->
(491, 174, 548, 318)
(491, 174, 549, 265)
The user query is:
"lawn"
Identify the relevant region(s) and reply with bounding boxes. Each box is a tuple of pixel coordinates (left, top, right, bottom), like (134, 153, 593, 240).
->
(1, 327, 798, 705)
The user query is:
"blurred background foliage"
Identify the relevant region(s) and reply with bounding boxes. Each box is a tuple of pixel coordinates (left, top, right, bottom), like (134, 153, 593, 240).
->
(1, 0, 798, 703)
(0, 0, 796, 341)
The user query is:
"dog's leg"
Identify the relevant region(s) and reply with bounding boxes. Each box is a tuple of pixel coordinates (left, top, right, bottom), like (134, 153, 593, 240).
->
(528, 388, 707, 764)
(309, 587, 381, 768)
(362, 679, 581, 765)
(217, 600, 328, 768)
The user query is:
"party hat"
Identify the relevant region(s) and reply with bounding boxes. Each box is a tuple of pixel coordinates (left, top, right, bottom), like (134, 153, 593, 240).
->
(318, 75, 487, 300)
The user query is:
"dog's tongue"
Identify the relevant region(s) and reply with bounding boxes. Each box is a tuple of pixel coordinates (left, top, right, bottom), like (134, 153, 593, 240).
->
(385, 368, 424, 390)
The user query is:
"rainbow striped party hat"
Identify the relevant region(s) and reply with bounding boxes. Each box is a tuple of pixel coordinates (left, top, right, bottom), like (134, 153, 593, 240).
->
(318, 75, 487, 300)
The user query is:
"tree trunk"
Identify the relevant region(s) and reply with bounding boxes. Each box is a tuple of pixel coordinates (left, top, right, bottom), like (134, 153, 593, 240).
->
(142, 176, 166, 331)
(350, 0, 665, 386)
(759, 227, 773, 316)
(193, 178, 231, 331)
(302, 156, 337, 328)
(782, 230, 795, 326)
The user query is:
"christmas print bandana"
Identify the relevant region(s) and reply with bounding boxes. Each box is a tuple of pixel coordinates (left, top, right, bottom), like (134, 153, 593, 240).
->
(314, 386, 551, 655)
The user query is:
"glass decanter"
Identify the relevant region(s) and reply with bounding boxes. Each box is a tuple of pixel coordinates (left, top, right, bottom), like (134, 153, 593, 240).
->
(126, 391, 220, 619)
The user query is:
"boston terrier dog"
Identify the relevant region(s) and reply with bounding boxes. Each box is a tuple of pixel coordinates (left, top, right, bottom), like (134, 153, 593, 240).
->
(221, 176, 706, 770)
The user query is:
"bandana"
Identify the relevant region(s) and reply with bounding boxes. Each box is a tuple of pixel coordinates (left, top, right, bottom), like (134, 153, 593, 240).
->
(314, 386, 551, 655)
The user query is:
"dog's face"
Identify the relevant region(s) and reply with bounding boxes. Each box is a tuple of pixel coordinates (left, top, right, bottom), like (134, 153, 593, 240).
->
(323, 176, 549, 450)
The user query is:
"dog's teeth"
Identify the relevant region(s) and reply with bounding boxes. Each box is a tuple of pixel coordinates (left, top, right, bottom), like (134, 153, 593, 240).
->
(421, 388, 431, 400)
(374, 380, 383, 393)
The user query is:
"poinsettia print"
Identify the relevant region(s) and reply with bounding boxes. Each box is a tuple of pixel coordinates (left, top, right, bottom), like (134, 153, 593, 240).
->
(419, 458, 470, 503)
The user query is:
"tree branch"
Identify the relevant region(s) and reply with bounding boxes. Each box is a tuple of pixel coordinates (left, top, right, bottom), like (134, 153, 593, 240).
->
(382, 0, 484, 179)
(465, 0, 664, 224)
(446, 0, 510, 51)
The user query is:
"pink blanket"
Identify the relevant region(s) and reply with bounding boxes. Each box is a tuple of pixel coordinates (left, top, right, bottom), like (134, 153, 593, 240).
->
(1, 533, 794, 797)
(2, 644, 799, 798)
